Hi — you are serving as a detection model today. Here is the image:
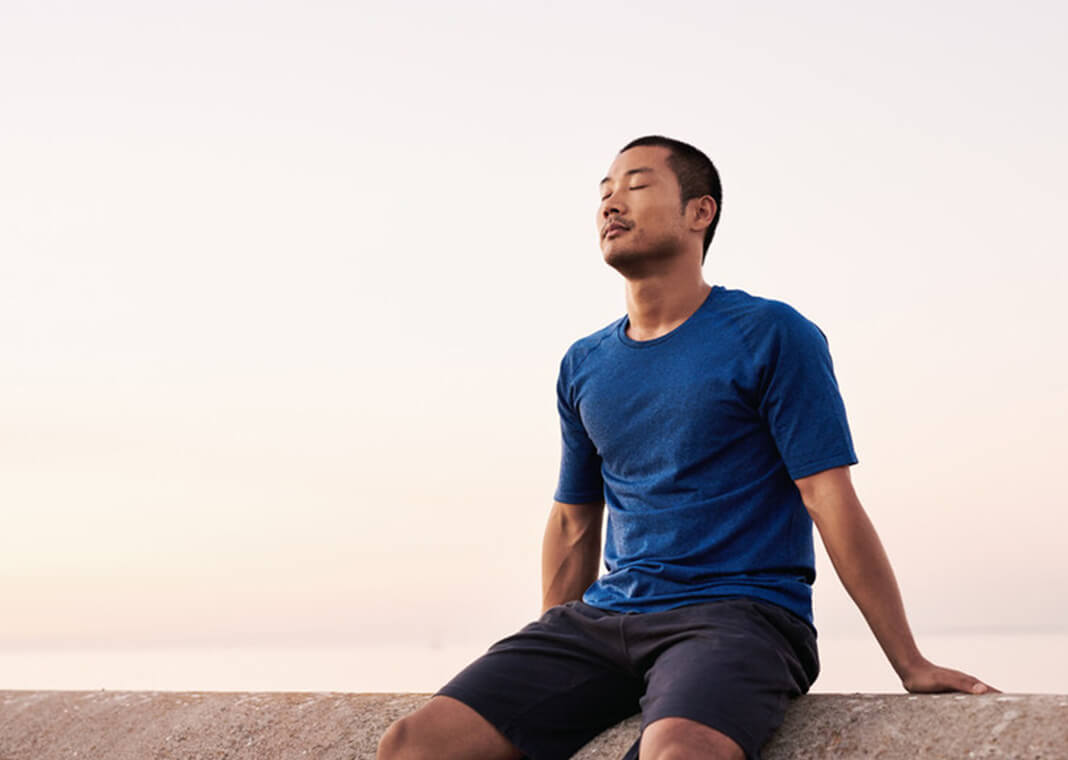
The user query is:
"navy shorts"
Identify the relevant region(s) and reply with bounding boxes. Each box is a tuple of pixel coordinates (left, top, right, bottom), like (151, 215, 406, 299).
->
(436, 597, 819, 760)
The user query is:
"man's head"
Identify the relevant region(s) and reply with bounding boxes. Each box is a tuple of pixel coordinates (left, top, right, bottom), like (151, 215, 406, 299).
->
(598, 136, 721, 273)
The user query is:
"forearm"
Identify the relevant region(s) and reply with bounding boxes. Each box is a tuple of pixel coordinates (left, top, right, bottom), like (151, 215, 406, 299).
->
(808, 487, 926, 680)
(541, 500, 603, 613)
(799, 466, 995, 694)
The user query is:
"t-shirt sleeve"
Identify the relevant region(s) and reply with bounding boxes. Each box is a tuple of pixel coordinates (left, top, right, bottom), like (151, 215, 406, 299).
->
(552, 352, 605, 504)
(755, 303, 859, 480)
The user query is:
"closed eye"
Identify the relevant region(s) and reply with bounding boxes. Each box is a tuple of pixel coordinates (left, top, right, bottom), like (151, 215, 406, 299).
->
(600, 185, 648, 201)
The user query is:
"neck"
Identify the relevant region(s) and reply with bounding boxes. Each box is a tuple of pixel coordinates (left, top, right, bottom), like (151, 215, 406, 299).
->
(623, 268, 712, 342)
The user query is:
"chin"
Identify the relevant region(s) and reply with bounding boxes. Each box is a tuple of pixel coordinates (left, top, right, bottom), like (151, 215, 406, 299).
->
(602, 243, 673, 277)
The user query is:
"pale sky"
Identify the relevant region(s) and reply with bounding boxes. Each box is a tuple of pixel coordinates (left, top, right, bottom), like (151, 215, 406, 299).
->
(2, 0, 1066, 657)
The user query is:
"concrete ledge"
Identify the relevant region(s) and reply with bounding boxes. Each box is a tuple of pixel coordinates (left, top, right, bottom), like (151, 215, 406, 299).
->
(1, 691, 1066, 759)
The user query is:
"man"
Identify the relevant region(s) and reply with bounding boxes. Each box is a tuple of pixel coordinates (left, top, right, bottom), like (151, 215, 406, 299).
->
(377, 136, 996, 760)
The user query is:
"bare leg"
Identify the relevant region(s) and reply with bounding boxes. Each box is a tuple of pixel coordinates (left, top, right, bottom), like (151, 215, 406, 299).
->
(639, 716, 746, 760)
(377, 695, 523, 760)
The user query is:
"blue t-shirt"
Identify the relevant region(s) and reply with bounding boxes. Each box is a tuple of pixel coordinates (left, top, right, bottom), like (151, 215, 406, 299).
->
(553, 285, 858, 628)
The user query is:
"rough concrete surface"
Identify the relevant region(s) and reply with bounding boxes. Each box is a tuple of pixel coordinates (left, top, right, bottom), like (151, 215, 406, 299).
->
(1, 691, 1066, 759)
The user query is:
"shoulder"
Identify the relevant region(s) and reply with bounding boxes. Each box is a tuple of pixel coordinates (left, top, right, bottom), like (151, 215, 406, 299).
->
(715, 286, 815, 327)
(558, 317, 622, 376)
(714, 286, 827, 348)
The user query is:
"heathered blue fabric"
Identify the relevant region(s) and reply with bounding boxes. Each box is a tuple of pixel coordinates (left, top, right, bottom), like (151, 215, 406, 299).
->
(553, 285, 858, 628)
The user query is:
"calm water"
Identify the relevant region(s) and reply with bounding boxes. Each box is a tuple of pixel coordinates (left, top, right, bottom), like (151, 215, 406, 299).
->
(2, 634, 1065, 694)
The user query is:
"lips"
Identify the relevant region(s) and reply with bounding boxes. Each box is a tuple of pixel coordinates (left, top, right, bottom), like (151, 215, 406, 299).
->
(603, 221, 630, 238)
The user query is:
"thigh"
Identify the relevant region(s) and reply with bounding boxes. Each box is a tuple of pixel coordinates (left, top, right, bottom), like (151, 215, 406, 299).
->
(636, 600, 818, 760)
(437, 601, 643, 760)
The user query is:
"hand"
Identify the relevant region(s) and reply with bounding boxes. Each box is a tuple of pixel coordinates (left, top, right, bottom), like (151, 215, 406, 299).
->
(900, 658, 1000, 695)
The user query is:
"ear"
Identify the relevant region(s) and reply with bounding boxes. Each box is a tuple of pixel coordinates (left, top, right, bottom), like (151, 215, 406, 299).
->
(687, 195, 717, 234)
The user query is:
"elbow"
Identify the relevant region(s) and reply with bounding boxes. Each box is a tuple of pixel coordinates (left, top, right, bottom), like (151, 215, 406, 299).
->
(794, 465, 856, 523)
(550, 500, 604, 544)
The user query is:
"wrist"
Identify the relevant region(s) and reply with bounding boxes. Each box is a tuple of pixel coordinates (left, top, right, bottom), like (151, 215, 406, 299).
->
(895, 651, 932, 685)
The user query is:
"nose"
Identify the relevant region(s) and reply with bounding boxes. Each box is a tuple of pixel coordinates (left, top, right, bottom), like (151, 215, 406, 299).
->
(601, 194, 624, 219)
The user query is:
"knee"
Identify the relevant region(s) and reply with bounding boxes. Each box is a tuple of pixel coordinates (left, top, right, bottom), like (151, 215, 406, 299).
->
(645, 744, 741, 760)
(640, 718, 746, 760)
(377, 715, 419, 760)
(646, 749, 685, 760)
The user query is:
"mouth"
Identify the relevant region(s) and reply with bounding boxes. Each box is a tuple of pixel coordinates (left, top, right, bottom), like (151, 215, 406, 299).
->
(603, 222, 630, 239)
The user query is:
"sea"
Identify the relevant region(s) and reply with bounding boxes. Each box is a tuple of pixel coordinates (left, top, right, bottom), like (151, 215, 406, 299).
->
(2, 634, 1066, 694)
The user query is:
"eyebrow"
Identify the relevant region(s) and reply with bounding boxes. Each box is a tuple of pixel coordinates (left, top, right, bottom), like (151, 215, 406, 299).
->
(599, 167, 654, 186)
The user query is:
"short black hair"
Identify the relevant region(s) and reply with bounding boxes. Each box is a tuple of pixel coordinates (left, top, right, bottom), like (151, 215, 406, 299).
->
(619, 135, 722, 263)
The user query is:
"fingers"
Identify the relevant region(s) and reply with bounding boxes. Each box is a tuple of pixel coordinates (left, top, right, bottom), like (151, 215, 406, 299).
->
(946, 674, 1001, 695)
(951, 667, 1000, 695)
(903, 664, 1000, 695)
(969, 679, 1001, 695)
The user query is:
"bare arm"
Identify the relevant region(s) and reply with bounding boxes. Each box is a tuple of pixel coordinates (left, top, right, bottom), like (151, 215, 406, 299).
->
(541, 499, 604, 614)
(795, 466, 998, 694)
